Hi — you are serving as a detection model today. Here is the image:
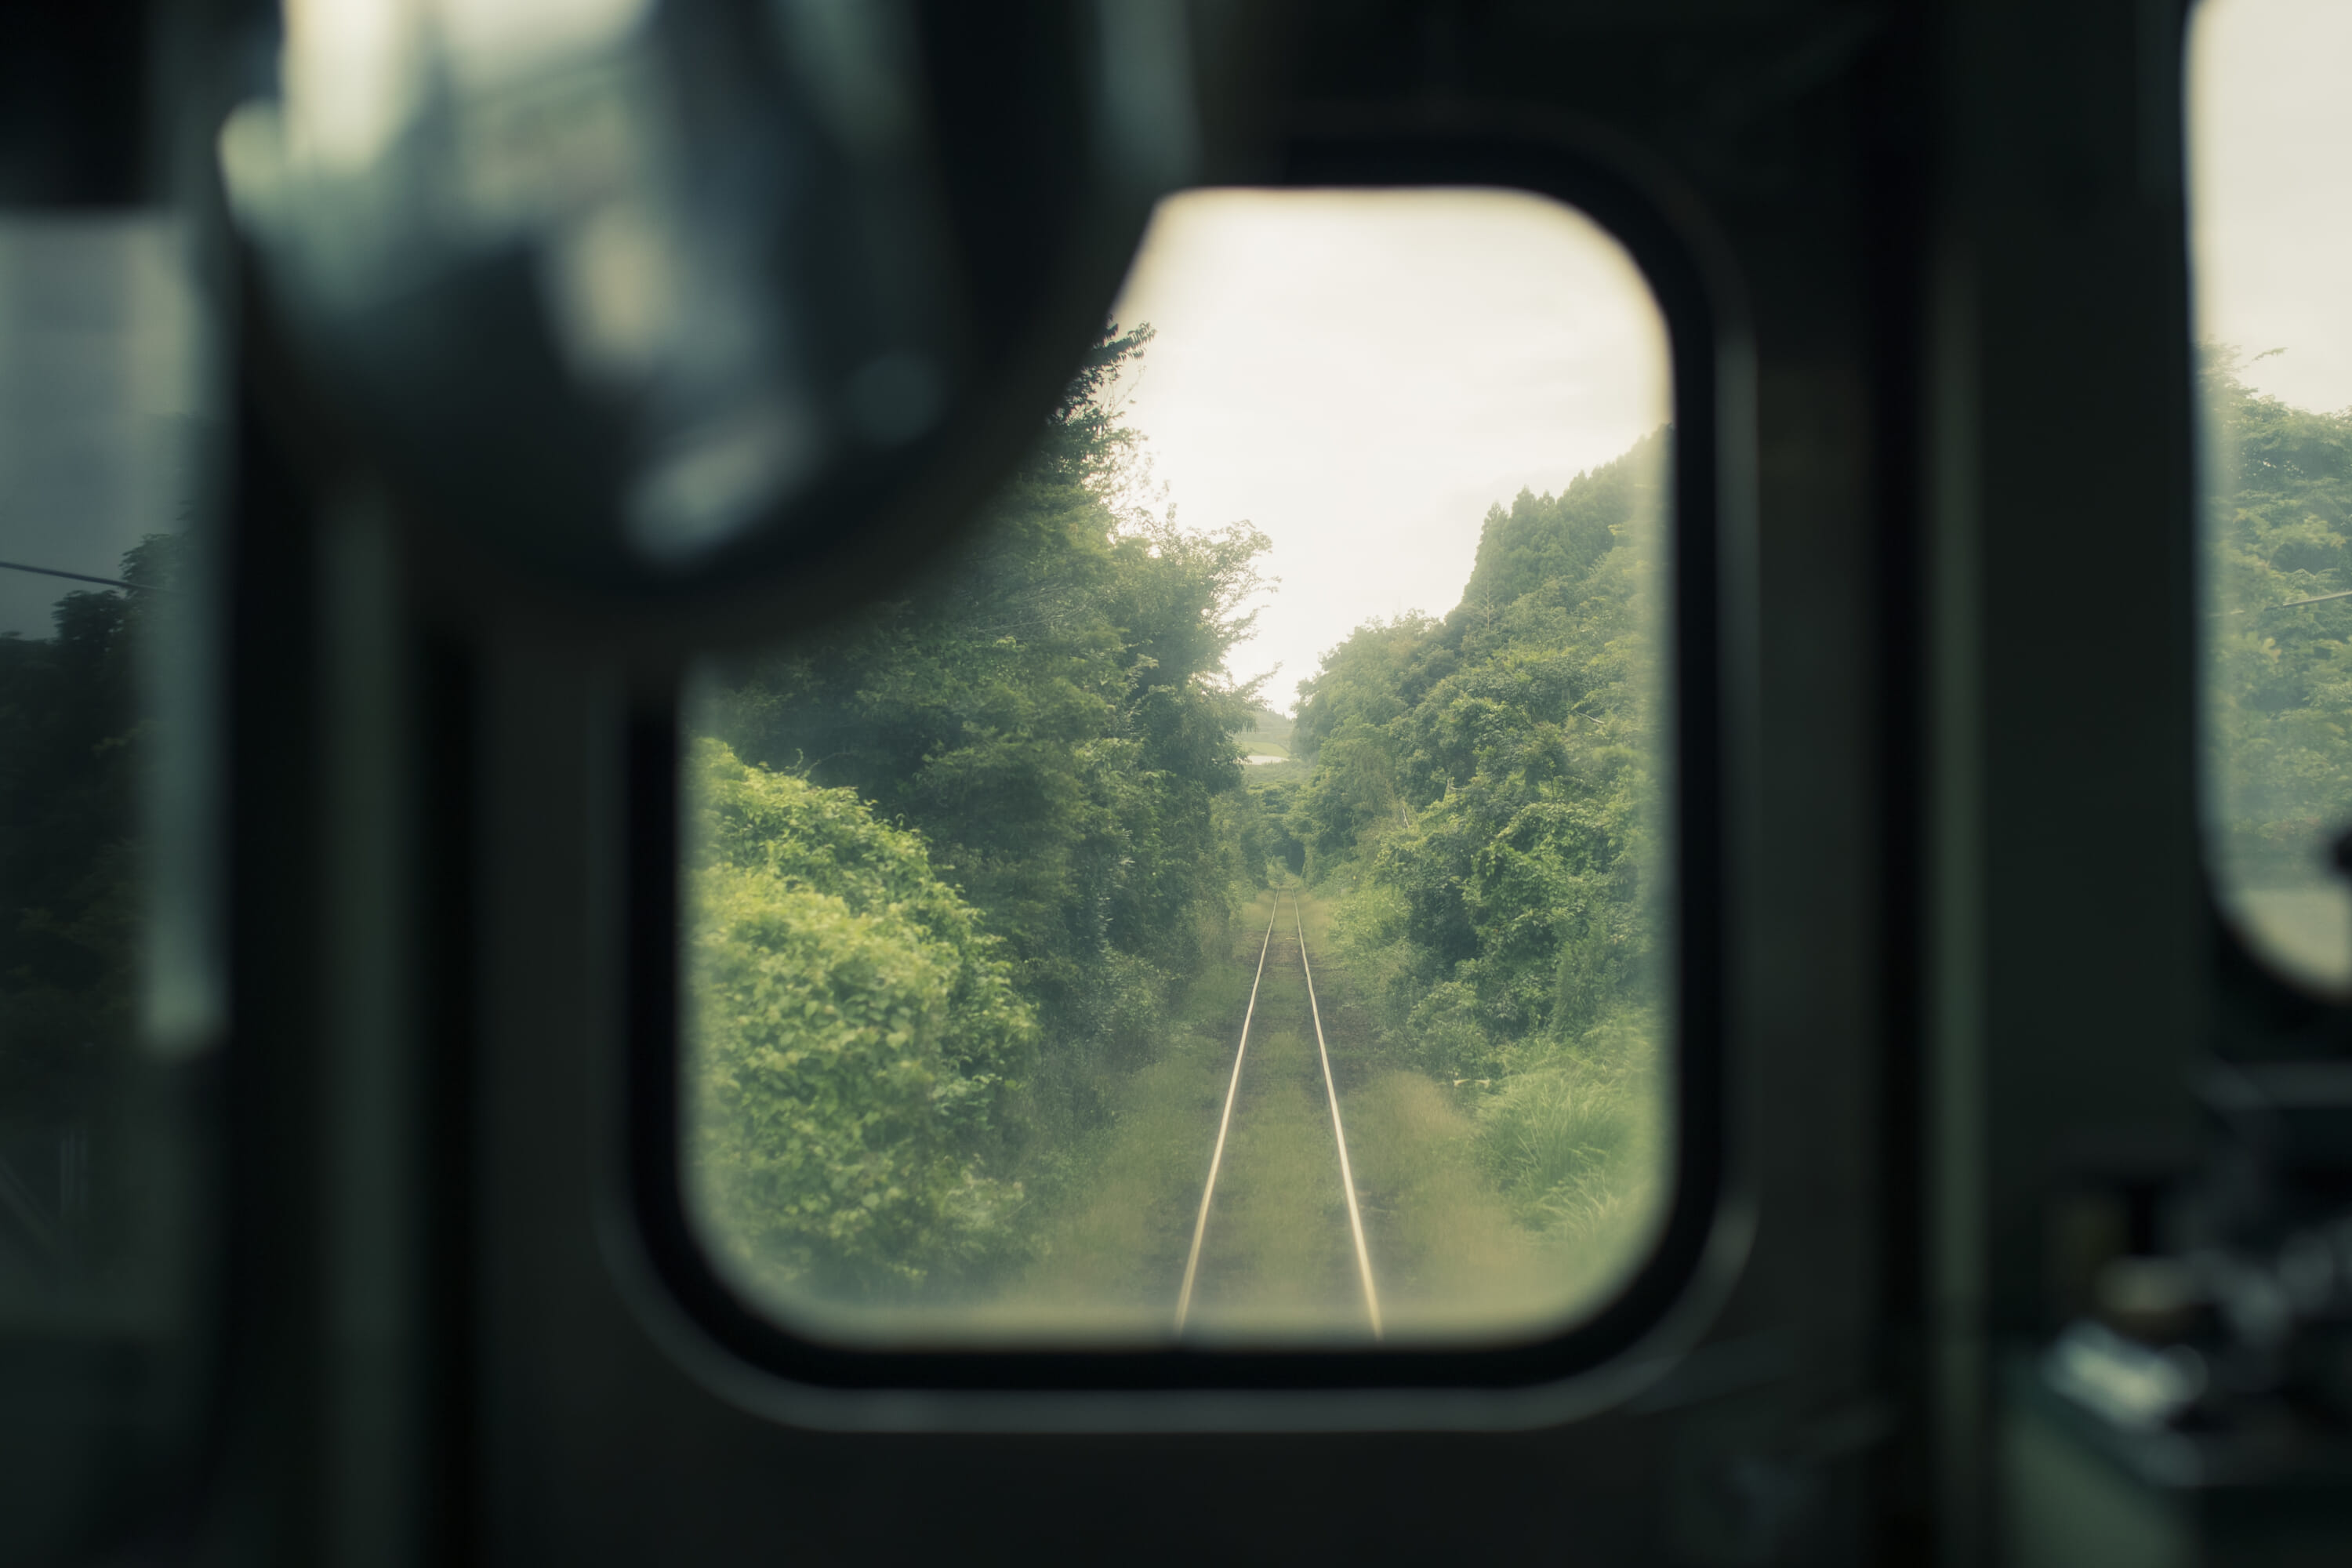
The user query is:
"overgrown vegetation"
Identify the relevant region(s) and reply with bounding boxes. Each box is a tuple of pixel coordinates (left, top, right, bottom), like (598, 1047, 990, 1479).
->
(685, 739, 1035, 1297)
(1276, 433, 1672, 1254)
(690, 327, 1274, 1304)
(9, 336, 2342, 1329)
(0, 537, 183, 1281)
(2202, 348, 2352, 882)
(683, 328, 1682, 1313)
(0, 537, 178, 1127)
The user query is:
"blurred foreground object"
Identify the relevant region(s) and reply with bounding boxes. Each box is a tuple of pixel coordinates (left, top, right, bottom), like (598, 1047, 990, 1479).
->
(220, 0, 1205, 611)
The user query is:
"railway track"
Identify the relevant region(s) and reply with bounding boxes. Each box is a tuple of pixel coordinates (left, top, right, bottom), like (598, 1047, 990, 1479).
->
(1174, 889, 1383, 1338)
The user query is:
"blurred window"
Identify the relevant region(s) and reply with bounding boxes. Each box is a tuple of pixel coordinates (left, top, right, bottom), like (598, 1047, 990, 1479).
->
(0, 213, 218, 1555)
(677, 188, 1681, 1346)
(2189, 0, 2352, 992)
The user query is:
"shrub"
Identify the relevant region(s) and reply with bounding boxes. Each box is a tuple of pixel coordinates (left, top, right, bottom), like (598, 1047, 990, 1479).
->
(684, 739, 1034, 1301)
(1473, 1019, 1664, 1250)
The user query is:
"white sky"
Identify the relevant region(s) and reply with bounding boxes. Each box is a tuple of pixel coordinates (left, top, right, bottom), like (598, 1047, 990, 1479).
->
(1106, 188, 1670, 713)
(2189, 0, 2352, 412)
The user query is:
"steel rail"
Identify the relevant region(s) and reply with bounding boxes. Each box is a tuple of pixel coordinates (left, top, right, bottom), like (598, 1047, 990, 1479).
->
(1295, 901, 1384, 1339)
(1174, 891, 1283, 1334)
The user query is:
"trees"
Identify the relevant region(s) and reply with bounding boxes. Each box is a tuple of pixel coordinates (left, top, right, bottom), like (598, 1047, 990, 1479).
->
(1289, 615, 1442, 862)
(685, 739, 1034, 1300)
(2201, 350, 2352, 884)
(1292, 433, 1669, 1056)
(684, 326, 1684, 1290)
(689, 326, 1272, 1290)
(1287, 433, 1671, 1241)
(0, 536, 180, 1127)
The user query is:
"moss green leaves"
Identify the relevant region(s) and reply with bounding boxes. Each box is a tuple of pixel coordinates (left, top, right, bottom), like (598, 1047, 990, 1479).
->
(685, 739, 1035, 1301)
(2202, 350, 2352, 884)
(1286, 431, 1672, 1247)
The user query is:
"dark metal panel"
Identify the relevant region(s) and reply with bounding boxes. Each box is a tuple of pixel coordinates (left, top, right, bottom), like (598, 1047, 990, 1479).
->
(1934, 0, 2202, 1380)
(1927, 1, 2203, 1562)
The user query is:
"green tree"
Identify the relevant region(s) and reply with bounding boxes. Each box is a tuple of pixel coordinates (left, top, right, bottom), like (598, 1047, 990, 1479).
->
(0, 535, 181, 1123)
(2201, 349, 2352, 882)
(699, 325, 1270, 1138)
(685, 738, 1035, 1301)
(1287, 433, 1672, 1236)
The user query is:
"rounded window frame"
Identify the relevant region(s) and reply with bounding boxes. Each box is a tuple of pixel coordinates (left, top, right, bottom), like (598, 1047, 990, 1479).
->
(2179, 0, 2352, 1041)
(621, 128, 1746, 1403)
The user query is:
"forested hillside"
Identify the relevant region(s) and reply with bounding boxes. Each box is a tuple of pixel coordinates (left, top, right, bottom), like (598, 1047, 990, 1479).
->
(2203, 350, 2352, 884)
(689, 327, 1276, 1304)
(1279, 431, 1673, 1251)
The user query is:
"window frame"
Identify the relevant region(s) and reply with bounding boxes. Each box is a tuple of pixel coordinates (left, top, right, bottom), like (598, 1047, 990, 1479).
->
(622, 129, 1744, 1399)
(2180, 0, 2352, 1040)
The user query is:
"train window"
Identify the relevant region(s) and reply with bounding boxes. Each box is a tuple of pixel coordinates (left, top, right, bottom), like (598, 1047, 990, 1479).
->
(0, 213, 217, 1554)
(2190, 0, 2352, 992)
(676, 187, 1679, 1349)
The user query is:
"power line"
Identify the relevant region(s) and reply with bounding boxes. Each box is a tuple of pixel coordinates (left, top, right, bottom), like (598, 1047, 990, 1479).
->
(0, 559, 147, 592)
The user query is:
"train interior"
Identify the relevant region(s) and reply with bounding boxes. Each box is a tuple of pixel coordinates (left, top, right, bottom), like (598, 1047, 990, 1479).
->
(5, 0, 2352, 1563)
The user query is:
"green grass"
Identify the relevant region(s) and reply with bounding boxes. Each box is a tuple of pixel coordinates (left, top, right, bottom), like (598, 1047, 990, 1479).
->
(949, 906, 1270, 1340)
(860, 885, 1667, 1345)
(1240, 758, 1309, 786)
(1468, 1062, 1668, 1312)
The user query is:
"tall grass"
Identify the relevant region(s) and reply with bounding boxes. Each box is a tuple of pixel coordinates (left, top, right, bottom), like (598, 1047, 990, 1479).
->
(1475, 1062, 1654, 1236)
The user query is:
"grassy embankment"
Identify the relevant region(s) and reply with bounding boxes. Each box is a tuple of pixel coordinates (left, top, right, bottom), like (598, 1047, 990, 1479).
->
(989, 885, 1606, 1343)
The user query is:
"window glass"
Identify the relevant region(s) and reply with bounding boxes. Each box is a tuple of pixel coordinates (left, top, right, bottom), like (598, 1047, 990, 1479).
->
(681, 188, 1676, 1345)
(0, 213, 218, 1554)
(2190, 1, 2352, 991)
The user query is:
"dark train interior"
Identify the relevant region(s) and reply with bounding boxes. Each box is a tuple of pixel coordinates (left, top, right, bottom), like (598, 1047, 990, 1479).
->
(6, 0, 2352, 1563)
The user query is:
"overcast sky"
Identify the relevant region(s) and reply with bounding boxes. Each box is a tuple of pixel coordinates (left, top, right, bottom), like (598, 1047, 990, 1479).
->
(1106, 187, 1670, 713)
(2190, 0, 2352, 412)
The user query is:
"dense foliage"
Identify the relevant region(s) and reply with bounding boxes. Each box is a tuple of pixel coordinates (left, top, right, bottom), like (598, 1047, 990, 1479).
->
(691, 326, 1272, 1299)
(2202, 350, 2352, 882)
(685, 739, 1034, 1297)
(1281, 432, 1672, 1240)
(687, 321, 1690, 1299)
(0, 538, 177, 1125)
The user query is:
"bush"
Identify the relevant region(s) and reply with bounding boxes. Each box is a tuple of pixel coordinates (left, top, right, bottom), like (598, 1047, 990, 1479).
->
(1472, 1040, 1660, 1247)
(684, 739, 1034, 1301)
